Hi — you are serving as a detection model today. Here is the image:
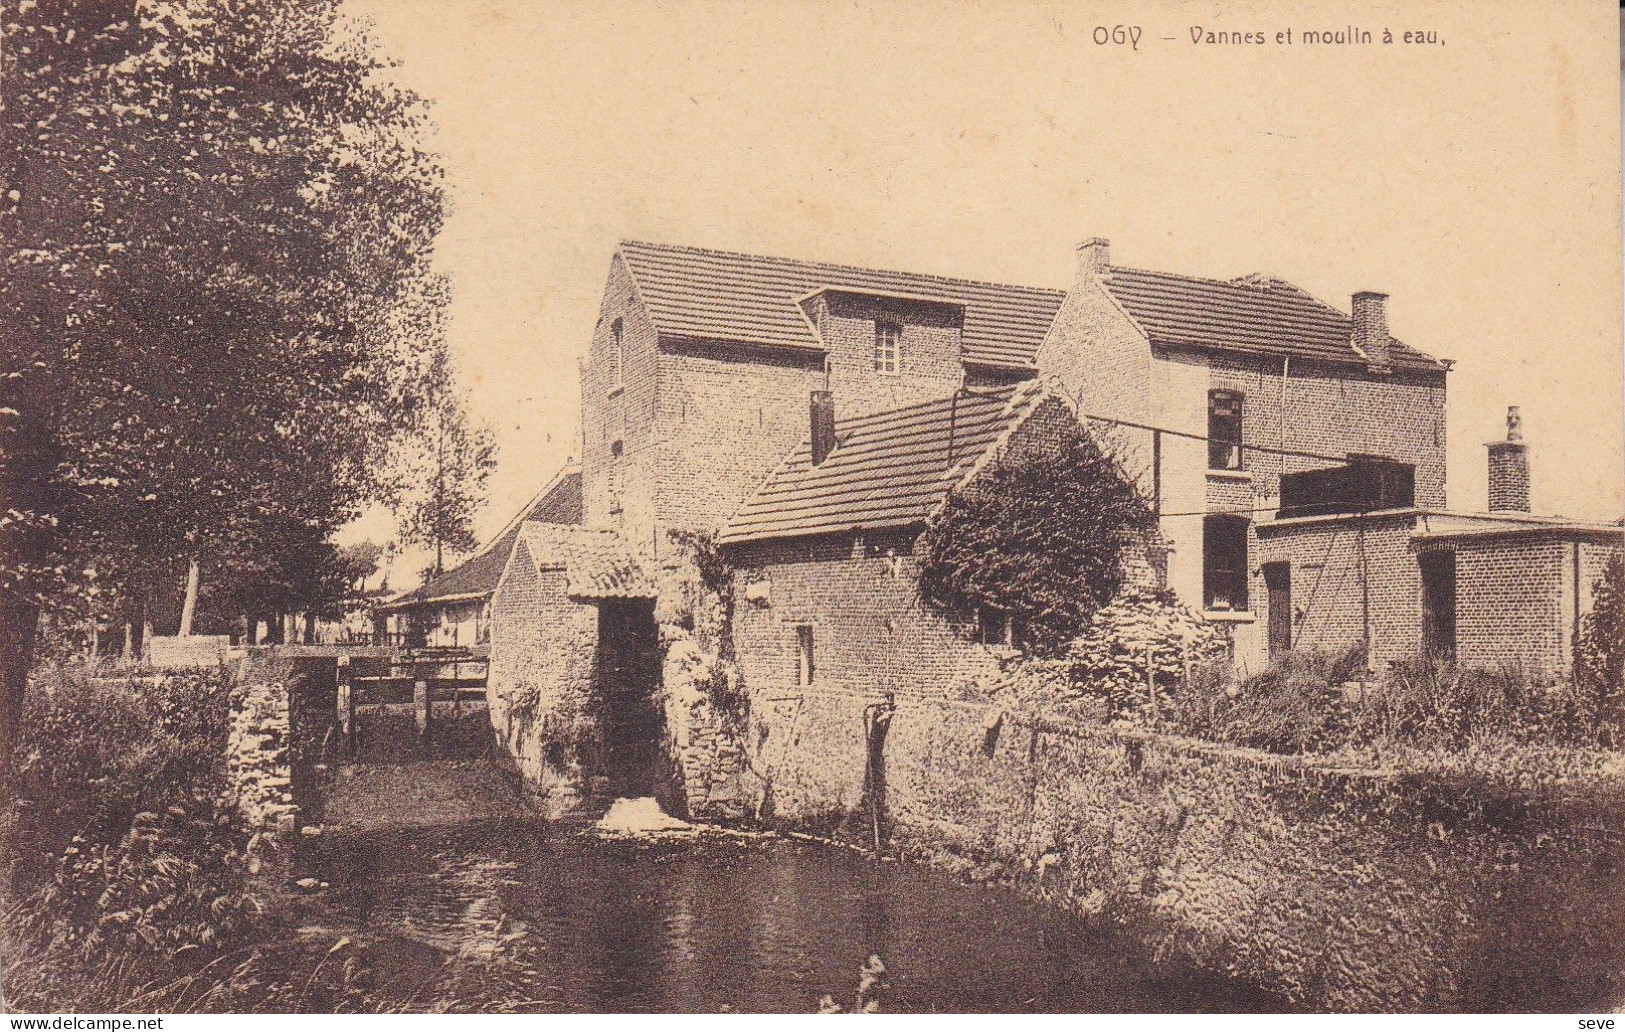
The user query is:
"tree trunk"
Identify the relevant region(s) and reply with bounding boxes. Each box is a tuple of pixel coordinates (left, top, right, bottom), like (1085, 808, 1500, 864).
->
(0, 597, 39, 778)
(304, 610, 317, 644)
(178, 558, 200, 637)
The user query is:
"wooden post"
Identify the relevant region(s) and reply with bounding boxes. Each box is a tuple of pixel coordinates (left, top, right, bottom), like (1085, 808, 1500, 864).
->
(337, 655, 355, 757)
(1145, 645, 1157, 723)
(415, 675, 432, 746)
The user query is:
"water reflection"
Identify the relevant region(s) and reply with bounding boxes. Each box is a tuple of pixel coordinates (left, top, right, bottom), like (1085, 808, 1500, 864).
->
(296, 823, 1286, 1014)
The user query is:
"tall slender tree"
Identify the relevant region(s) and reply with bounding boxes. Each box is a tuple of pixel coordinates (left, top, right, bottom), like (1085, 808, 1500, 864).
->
(395, 341, 497, 580)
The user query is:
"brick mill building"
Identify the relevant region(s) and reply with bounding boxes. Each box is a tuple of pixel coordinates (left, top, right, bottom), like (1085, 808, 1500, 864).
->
(487, 237, 1622, 809)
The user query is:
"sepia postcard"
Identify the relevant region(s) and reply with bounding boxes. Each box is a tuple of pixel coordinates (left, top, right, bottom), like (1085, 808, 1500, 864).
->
(1, 0, 1621, 1018)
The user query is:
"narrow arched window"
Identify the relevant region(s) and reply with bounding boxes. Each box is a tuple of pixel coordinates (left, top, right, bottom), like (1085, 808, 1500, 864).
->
(1208, 390, 1243, 470)
(609, 317, 624, 388)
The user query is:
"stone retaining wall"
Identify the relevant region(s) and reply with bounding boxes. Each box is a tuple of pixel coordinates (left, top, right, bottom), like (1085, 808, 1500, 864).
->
(745, 689, 1625, 1012)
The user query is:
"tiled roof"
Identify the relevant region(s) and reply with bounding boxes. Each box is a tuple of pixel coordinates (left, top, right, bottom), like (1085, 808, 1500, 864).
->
(513, 523, 656, 599)
(1101, 267, 1445, 372)
(617, 240, 1445, 373)
(379, 468, 583, 610)
(719, 382, 1056, 546)
(618, 240, 1065, 367)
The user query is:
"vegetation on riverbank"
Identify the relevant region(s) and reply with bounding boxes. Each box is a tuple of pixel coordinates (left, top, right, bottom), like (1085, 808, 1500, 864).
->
(974, 580, 1625, 793)
(0, 665, 499, 1012)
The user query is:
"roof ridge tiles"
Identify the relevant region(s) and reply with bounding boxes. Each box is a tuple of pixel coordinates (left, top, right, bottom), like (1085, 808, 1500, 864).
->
(619, 239, 1065, 298)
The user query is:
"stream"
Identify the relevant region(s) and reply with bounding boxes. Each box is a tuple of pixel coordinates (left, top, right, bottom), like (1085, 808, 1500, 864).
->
(281, 817, 1291, 1013)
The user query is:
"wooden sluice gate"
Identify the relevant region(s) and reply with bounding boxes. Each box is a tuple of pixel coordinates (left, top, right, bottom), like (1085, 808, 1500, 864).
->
(334, 645, 489, 759)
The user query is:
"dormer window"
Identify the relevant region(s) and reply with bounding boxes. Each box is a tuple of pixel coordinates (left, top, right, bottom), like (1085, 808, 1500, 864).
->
(609, 317, 624, 388)
(1208, 390, 1243, 470)
(874, 321, 900, 375)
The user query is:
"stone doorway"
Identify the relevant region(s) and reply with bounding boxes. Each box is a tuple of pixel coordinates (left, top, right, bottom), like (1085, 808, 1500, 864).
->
(596, 599, 665, 800)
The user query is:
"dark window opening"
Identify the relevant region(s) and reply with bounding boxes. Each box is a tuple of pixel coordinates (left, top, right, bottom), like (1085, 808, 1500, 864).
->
(1264, 561, 1291, 659)
(1420, 551, 1456, 662)
(977, 607, 1023, 648)
(610, 439, 623, 459)
(795, 624, 815, 686)
(1208, 390, 1243, 470)
(1203, 514, 1250, 611)
(609, 317, 624, 387)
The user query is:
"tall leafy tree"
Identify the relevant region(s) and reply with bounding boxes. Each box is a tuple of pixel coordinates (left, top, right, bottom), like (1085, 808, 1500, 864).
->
(389, 289, 496, 581)
(0, 0, 454, 768)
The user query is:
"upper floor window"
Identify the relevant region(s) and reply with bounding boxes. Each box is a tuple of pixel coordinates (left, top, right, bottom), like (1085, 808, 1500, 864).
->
(874, 321, 901, 374)
(1208, 390, 1243, 470)
(609, 317, 624, 388)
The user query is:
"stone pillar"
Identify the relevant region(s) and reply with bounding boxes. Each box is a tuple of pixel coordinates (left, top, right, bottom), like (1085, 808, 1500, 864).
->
(336, 655, 355, 756)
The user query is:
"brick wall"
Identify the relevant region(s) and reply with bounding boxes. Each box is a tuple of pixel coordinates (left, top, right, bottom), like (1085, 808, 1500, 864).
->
(487, 538, 601, 814)
(1037, 276, 1155, 493)
(809, 292, 968, 415)
(1206, 352, 1448, 507)
(581, 255, 662, 538)
(1036, 282, 1448, 647)
(725, 398, 1162, 702)
(650, 344, 823, 545)
(728, 528, 1002, 702)
(580, 254, 1008, 557)
(1452, 537, 1566, 675)
(1253, 511, 1425, 669)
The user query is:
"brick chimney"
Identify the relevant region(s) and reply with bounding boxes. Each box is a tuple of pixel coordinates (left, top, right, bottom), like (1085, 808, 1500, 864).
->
(1076, 238, 1110, 282)
(1486, 405, 1530, 512)
(810, 390, 836, 466)
(1352, 291, 1390, 372)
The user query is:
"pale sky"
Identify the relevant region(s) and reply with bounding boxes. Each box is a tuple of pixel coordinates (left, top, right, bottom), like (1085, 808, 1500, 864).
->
(345, 0, 1624, 586)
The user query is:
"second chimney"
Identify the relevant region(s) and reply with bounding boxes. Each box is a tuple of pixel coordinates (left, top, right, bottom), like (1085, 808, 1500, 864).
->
(1486, 405, 1531, 512)
(1352, 291, 1391, 372)
(1076, 238, 1110, 283)
(810, 390, 836, 466)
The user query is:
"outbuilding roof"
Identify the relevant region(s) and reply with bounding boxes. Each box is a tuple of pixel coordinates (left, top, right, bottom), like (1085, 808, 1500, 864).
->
(378, 466, 583, 611)
(511, 523, 656, 599)
(1101, 267, 1445, 372)
(718, 381, 1060, 546)
(618, 240, 1065, 368)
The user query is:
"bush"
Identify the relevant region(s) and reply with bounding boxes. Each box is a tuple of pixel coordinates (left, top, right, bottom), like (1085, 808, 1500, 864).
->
(1359, 656, 1603, 751)
(919, 413, 1155, 655)
(1, 664, 266, 1011)
(1576, 553, 1625, 742)
(1169, 647, 1365, 754)
(1063, 588, 1229, 720)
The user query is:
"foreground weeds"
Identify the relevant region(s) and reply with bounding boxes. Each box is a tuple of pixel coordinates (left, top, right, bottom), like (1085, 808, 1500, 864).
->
(0, 664, 508, 1013)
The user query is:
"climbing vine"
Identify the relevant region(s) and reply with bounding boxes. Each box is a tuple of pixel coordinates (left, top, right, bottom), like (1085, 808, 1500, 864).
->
(1577, 553, 1625, 742)
(918, 419, 1155, 656)
(665, 528, 747, 726)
